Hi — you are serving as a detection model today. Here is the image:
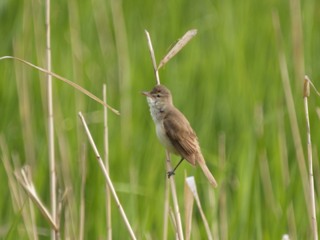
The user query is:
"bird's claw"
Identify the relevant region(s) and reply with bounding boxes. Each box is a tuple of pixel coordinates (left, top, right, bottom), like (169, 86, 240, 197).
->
(167, 171, 175, 178)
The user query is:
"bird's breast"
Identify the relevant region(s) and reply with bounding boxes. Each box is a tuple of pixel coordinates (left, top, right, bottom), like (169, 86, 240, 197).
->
(147, 98, 164, 123)
(146, 97, 177, 154)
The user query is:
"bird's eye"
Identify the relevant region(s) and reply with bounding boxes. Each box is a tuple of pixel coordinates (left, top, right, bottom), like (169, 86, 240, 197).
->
(156, 94, 161, 97)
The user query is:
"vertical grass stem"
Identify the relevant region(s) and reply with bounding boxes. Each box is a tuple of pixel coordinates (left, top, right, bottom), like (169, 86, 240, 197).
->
(304, 76, 318, 240)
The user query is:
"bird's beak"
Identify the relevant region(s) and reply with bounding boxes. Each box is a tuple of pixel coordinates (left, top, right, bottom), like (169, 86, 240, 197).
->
(141, 91, 152, 97)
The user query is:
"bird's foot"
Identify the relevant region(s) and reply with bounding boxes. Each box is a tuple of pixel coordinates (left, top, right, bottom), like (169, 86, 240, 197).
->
(167, 171, 175, 178)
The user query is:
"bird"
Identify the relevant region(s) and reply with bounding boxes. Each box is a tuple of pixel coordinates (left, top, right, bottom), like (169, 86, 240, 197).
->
(142, 84, 217, 187)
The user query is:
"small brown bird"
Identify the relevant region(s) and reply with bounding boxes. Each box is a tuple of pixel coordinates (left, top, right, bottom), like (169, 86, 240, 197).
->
(143, 84, 217, 187)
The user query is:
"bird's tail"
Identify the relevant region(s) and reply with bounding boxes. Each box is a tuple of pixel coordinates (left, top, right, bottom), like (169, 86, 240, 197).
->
(198, 154, 218, 188)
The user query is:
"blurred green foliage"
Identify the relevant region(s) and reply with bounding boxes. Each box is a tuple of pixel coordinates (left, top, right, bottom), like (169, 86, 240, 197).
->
(0, 0, 320, 239)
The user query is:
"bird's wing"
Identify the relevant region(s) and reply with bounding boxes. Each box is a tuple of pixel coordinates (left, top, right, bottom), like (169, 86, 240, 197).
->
(163, 109, 198, 165)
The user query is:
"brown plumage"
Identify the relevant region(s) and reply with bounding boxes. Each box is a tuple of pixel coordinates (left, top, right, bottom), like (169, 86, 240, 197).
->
(143, 84, 218, 187)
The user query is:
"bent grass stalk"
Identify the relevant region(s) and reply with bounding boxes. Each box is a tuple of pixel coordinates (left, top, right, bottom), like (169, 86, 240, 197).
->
(0, 56, 120, 115)
(78, 112, 136, 240)
(1, 137, 38, 239)
(15, 166, 59, 232)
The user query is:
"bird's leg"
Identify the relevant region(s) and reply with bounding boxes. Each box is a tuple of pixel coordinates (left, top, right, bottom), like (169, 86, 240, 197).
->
(167, 158, 185, 178)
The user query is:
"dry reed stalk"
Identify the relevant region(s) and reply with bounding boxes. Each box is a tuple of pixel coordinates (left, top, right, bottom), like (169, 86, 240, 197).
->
(0, 56, 120, 115)
(15, 166, 59, 232)
(303, 76, 318, 240)
(185, 177, 213, 240)
(103, 84, 112, 240)
(168, 207, 178, 238)
(272, 11, 310, 215)
(14, 158, 39, 240)
(79, 143, 87, 240)
(45, 1, 57, 239)
(27, 191, 39, 240)
(78, 112, 137, 240)
(145, 30, 160, 85)
(162, 173, 170, 240)
(184, 174, 194, 240)
(166, 151, 184, 240)
(158, 29, 197, 70)
(1, 137, 37, 239)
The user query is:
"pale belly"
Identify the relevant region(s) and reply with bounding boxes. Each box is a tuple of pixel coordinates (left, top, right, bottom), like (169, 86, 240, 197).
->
(155, 123, 178, 155)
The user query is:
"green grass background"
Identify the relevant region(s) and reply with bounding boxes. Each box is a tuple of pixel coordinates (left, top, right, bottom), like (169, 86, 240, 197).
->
(0, 0, 320, 239)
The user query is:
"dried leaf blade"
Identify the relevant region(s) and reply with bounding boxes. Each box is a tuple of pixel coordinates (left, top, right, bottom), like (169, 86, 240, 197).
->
(158, 29, 197, 70)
